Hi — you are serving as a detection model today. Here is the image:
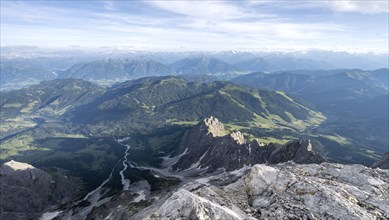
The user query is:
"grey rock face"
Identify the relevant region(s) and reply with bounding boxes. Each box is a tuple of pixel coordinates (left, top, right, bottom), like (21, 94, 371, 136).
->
(267, 139, 325, 164)
(172, 117, 325, 172)
(146, 163, 389, 220)
(0, 160, 82, 220)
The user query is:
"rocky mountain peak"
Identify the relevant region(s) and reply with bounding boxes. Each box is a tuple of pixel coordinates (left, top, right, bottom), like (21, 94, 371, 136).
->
(0, 161, 82, 220)
(172, 117, 325, 172)
(4, 160, 35, 171)
(230, 131, 246, 145)
(143, 162, 389, 220)
(202, 116, 227, 137)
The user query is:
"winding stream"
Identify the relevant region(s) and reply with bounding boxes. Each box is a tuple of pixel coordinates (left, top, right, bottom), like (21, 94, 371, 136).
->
(116, 138, 131, 191)
(40, 137, 132, 220)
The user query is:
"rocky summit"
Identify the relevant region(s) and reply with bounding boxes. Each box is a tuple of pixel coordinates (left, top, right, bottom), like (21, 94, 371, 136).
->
(172, 116, 325, 172)
(142, 162, 389, 220)
(0, 161, 82, 220)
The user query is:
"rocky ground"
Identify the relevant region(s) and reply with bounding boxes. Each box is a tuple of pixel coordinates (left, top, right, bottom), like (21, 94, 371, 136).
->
(0, 160, 83, 220)
(141, 162, 389, 220)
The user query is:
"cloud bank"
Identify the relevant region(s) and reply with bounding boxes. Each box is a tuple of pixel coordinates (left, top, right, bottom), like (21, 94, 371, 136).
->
(1, 0, 388, 52)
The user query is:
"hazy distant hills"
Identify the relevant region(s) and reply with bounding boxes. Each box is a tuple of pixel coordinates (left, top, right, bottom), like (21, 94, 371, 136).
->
(0, 79, 105, 118)
(213, 50, 388, 70)
(0, 62, 57, 90)
(232, 69, 388, 105)
(234, 56, 330, 72)
(172, 55, 242, 75)
(1, 49, 388, 90)
(232, 68, 389, 118)
(59, 59, 175, 82)
(57, 56, 243, 82)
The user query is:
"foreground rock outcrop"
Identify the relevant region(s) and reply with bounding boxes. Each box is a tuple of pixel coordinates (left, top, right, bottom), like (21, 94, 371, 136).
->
(172, 116, 325, 172)
(0, 160, 83, 220)
(144, 162, 389, 220)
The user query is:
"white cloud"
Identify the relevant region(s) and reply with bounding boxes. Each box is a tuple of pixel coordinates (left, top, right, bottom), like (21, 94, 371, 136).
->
(147, 0, 248, 19)
(246, 0, 389, 14)
(146, 1, 346, 43)
(329, 0, 389, 14)
(0, 0, 387, 52)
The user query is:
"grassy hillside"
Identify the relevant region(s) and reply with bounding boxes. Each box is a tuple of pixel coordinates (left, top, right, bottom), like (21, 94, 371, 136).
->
(68, 76, 325, 134)
(0, 79, 105, 118)
(232, 69, 389, 157)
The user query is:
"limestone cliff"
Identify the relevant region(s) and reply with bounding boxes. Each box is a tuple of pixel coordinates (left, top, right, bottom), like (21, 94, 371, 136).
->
(144, 162, 389, 220)
(172, 116, 325, 172)
(0, 160, 83, 220)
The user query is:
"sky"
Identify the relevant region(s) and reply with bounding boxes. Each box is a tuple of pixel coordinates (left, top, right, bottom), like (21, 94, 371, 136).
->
(1, 0, 388, 52)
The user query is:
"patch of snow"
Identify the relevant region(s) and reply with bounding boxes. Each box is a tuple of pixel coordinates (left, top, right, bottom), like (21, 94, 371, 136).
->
(153, 189, 252, 219)
(188, 148, 209, 169)
(39, 211, 62, 220)
(230, 165, 250, 176)
(129, 180, 151, 203)
(163, 148, 188, 168)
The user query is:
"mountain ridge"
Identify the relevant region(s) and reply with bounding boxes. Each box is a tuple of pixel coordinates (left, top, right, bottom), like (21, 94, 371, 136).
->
(171, 116, 325, 172)
(0, 160, 82, 220)
(172, 55, 243, 75)
(59, 58, 176, 82)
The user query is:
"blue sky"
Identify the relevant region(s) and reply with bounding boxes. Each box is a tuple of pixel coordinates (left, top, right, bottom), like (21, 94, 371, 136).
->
(1, 0, 388, 52)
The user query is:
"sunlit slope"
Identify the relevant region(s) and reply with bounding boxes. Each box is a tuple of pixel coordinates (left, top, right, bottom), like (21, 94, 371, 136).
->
(69, 76, 325, 131)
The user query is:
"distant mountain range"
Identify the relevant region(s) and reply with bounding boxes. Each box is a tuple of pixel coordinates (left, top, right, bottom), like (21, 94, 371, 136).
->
(1, 49, 388, 90)
(232, 69, 388, 105)
(234, 56, 330, 72)
(59, 59, 175, 82)
(171, 55, 242, 75)
(0, 62, 57, 90)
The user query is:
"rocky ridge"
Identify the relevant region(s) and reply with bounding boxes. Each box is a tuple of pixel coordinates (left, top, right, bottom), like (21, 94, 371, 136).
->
(172, 116, 325, 172)
(0, 160, 83, 220)
(143, 162, 389, 220)
(80, 162, 389, 220)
